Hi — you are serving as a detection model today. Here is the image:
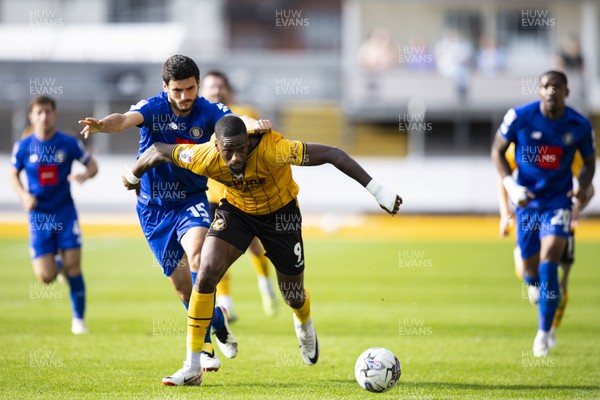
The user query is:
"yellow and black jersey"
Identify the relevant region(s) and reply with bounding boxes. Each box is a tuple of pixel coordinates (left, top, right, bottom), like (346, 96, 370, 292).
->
(173, 130, 306, 215)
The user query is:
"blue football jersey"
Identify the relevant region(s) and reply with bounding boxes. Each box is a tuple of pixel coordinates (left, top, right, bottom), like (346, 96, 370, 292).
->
(499, 100, 595, 209)
(129, 92, 231, 207)
(11, 132, 91, 212)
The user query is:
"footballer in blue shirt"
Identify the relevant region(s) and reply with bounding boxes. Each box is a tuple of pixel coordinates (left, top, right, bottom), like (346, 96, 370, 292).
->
(492, 70, 596, 357)
(79, 55, 271, 372)
(10, 95, 98, 335)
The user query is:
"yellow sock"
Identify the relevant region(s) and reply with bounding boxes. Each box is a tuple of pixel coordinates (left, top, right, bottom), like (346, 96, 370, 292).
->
(216, 271, 231, 296)
(552, 292, 569, 329)
(249, 253, 270, 278)
(187, 289, 215, 353)
(292, 289, 311, 323)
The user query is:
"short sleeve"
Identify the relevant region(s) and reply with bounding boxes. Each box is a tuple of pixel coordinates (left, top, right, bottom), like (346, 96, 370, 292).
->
(73, 138, 91, 165)
(577, 126, 596, 159)
(272, 137, 307, 167)
(129, 98, 152, 128)
(499, 108, 518, 142)
(11, 141, 23, 171)
(210, 102, 232, 126)
(172, 143, 216, 177)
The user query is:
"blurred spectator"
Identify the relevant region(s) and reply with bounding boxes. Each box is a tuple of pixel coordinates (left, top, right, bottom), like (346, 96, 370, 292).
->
(555, 34, 585, 112)
(435, 29, 473, 103)
(476, 37, 505, 77)
(358, 28, 399, 72)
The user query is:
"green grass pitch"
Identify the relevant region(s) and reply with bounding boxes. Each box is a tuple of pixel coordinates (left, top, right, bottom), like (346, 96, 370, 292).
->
(0, 236, 599, 399)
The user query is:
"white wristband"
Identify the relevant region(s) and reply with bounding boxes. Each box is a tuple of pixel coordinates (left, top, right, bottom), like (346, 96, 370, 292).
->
(366, 179, 397, 213)
(502, 175, 527, 205)
(125, 170, 140, 185)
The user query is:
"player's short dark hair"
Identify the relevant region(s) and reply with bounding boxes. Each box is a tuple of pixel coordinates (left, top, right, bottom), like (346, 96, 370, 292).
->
(215, 116, 246, 139)
(540, 70, 568, 86)
(203, 70, 233, 91)
(162, 55, 200, 85)
(28, 95, 56, 113)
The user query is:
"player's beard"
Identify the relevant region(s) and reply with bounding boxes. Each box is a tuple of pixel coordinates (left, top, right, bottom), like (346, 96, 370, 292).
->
(171, 99, 194, 114)
(228, 163, 246, 180)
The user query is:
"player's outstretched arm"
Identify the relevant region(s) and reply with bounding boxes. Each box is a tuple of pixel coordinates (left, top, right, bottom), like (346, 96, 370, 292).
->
(122, 143, 176, 194)
(78, 111, 143, 139)
(302, 143, 401, 215)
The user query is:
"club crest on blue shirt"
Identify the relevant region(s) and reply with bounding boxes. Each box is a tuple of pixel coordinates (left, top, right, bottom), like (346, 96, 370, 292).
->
(562, 132, 574, 146)
(190, 127, 203, 139)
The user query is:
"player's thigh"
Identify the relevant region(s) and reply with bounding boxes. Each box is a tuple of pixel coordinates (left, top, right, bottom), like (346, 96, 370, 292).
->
(136, 204, 184, 277)
(196, 235, 245, 292)
(540, 208, 571, 263)
(180, 226, 209, 272)
(28, 212, 59, 260)
(275, 270, 305, 308)
(521, 253, 540, 277)
(540, 235, 567, 263)
(32, 254, 59, 283)
(515, 208, 541, 259)
(256, 201, 305, 276)
(61, 248, 82, 277)
(248, 237, 265, 256)
(55, 205, 82, 254)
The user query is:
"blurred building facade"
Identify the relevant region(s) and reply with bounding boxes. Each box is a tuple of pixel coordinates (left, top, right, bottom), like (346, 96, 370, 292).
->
(0, 0, 598, 158)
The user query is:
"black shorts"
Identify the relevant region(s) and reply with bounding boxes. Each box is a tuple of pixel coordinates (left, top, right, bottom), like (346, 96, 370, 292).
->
(207, 200, 305, 276)
(560, 230, 575, 265)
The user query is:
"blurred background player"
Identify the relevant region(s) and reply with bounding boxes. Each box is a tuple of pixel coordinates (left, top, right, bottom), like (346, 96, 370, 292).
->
(497, 143, 595, 349)
(78, 55, 270, 370)
(122, 115, 402, 385)
(200, 70, 277, 321)
(10, 95, 98, 335)
(492, 70, 596, 357)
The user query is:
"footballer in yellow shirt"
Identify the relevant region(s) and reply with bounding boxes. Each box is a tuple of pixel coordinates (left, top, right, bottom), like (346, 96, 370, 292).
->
(123, 115, 401, 385)
(201, 70, 276, 320)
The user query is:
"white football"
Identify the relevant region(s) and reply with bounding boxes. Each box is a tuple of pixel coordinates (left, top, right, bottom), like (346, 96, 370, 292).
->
(354, 347, 401, 393)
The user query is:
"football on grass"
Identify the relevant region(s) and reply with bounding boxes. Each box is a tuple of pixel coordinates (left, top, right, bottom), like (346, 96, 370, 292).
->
(354, 347, 401, 392)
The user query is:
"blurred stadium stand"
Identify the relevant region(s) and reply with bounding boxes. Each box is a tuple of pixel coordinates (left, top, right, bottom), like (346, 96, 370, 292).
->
(1, 0, 599, 214)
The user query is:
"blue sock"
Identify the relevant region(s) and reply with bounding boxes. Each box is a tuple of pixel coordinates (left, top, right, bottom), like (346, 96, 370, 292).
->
(523, 274, 540, 287)
(191, 271, 198, 285)
(212, 305, 226, 332)
(538, 261, 560, 332)
(67, 274, 86, 319)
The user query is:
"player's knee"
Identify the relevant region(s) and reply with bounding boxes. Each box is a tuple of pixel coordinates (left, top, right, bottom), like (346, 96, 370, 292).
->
(282, 291, 305, 309)
(36, 271, 57, 284)
(195, 268, 219, 293)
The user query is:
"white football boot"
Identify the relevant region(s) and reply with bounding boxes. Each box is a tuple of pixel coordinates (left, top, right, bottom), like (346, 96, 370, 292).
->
(293, 315, 319, 365)
(162, 362, 202, 386)
(200, 351, 221, 372)
(533, 330, 549, 357)
(213, 306, 238, 358)
(71, 318, 88, 335)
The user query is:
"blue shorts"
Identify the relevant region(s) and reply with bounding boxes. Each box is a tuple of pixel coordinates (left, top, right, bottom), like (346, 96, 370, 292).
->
(137, 196, 212, 276)
(29, 203, 81, 259)
(516, 207, 572, 259)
